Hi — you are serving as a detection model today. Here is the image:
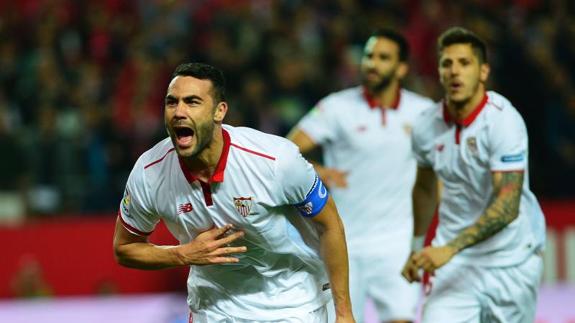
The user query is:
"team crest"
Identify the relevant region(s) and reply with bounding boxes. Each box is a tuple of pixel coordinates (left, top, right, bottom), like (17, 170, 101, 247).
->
(466, 137, 478, 155)
(233, 197, 254, 217)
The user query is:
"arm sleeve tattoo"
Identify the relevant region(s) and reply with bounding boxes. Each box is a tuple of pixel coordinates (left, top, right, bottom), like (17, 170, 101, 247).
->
(447, 171, 523, 252)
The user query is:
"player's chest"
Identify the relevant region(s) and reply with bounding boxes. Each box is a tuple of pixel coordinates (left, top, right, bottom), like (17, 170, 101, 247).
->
(427, 125, 491, 182)
(155, 179, 271, 232)
(337, 109, 413, 151)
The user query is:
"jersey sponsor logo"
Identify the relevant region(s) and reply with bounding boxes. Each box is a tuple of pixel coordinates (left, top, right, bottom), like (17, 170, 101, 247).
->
(121, 189, 131, 217)
(466, 136, 478, 154)
(178, 203, 193, 214)
(233, 196, 253, 217)
(501, 152, 525, 163)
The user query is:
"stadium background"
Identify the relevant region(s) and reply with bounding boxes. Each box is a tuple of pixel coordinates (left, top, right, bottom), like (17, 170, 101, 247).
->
(0, 0, 574, 322)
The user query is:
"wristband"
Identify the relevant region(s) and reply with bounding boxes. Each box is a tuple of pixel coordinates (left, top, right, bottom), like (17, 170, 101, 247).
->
(411, 235, 425, 251)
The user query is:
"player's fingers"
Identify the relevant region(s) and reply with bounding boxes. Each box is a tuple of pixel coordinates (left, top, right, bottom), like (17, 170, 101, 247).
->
(217, 230, 245, 245)
(421, 261, 435, 274)
(410, 267, 421, 282)
(402, 266, 415, 282)
(212, 246, 247, 255)
(412, 253, 425, 267)
(212, 224, 235, 237)
(208, 256, 241, 264)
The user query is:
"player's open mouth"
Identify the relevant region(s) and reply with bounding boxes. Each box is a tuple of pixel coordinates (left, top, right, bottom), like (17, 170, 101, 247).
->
(173, 126, 195, 147)
(450, 82, 462, 91)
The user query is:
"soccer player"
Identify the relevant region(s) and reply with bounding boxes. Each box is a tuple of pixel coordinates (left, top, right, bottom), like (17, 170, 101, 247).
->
(113, 63, 355, 323)
(401, 27, 546, 323)
(288, 29, 434, 323)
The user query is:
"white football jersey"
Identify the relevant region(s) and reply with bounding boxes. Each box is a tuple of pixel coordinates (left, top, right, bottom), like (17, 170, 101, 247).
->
(119, 125, 331, 320)
(412, 91, 546, 266)
(296, 86, 434, 253)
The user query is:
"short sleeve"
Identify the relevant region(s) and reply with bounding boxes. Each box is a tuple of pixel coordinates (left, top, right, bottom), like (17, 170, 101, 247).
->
(118, 159, 160, 236)
(295, 100, 338, 144)
(488, 108, 528, 172)
(411, 119, 433, 168)
(273, 141, 328, 217)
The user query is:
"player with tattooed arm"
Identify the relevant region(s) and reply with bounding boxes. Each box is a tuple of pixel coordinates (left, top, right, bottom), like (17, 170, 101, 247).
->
(401, 27, 546, 323)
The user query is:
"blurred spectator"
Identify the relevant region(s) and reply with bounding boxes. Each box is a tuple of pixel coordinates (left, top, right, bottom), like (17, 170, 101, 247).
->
(0, 98, 28, 224)
(10, 255, 52, 298)
(0, 0, 573, 217)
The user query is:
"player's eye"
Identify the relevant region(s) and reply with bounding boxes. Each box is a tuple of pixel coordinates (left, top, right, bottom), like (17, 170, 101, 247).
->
(165, 98, 177, 107)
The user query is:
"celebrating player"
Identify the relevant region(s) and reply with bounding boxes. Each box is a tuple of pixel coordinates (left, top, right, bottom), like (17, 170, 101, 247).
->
(113, 63, 355, 323)
(402, 27, 546, 323)
(289, 29, 433, 323)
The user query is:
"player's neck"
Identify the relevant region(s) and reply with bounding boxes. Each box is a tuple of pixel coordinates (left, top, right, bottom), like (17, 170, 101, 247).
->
(374, 81, 400, 109)
(446, 86, 485, 123)
(182, 126, 223, 182)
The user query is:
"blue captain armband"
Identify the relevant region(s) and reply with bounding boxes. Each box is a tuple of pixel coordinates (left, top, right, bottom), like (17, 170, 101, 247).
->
(294, 176, 329, 217)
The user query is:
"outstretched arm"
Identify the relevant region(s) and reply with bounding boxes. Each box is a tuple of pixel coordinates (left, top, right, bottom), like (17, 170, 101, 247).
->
(311, 196, 355, 323)
(113, 218, 247, 269)
(410, 171, 523, 276)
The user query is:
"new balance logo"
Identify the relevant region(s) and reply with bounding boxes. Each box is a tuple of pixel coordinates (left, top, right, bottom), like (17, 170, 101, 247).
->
(178, 203, 193, 214)
(436, 144, 445, 152)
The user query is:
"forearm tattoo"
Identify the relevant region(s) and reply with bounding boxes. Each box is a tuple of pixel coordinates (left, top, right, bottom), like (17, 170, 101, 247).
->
(447, 171, 523, 252)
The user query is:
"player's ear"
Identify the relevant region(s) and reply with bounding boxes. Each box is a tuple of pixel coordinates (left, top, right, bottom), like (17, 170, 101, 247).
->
(396, 62, 409, 79)
(213, 102, 228, 123)
(480, 63, 490, 83)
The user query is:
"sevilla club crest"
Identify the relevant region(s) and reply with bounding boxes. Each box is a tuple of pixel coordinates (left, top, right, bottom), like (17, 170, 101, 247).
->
(233, 197, 253, 217)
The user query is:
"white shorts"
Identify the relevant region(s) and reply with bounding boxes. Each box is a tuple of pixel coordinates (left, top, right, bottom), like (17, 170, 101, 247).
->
(347, 239, 420, 322)
(189, 305, 327, 323)
(422, 252, 543, 323)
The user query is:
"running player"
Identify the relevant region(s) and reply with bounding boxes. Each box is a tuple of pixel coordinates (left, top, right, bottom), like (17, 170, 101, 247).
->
(402, 27, 545, 323)
(113, 63, 355, 323)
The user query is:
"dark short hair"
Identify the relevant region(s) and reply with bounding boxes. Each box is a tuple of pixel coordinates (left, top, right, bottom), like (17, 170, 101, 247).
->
(437, 27, 488, 64)
(172, 63, 226, 103)
(370, 28, 409, 62)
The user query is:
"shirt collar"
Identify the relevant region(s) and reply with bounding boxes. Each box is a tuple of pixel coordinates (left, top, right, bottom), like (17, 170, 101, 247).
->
(443, 92, 488, 127)
(362, 86, 401, 110)
(178, 128, 231, 183)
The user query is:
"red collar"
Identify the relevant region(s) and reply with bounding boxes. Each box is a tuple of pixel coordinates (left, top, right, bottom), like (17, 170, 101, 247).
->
(362, 86, 401, 110)
(443, 93, 488, 127)
(178, 128, 231, 183)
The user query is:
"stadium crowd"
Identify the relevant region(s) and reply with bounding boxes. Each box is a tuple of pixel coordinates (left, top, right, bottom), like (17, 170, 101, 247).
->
(0, 0, 574, 218)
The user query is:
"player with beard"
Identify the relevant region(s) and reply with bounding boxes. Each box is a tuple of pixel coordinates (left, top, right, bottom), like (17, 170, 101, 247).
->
(402, 27, 545, 323)
(114, 63, 355, 322)
(289, 29, 434, 323)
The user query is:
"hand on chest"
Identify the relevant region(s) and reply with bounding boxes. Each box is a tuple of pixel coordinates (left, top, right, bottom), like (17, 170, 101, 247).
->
(158, 180, 268, 232)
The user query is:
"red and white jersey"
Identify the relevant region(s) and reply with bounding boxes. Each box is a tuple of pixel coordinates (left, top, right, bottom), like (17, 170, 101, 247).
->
(119, 125, 330, 320)
(413, 91, 546, 267)
(296, 86, 434, 253)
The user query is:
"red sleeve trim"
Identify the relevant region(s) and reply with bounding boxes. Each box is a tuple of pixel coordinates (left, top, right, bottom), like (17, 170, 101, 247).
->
(118, 213, 153, 236)
(230, 143, 276, 160)
(491, 169, 525, 173)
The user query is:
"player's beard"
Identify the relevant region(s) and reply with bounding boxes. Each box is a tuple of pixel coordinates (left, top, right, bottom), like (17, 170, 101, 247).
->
(362, 68, 395, 94)
(189, 119, 215, 158)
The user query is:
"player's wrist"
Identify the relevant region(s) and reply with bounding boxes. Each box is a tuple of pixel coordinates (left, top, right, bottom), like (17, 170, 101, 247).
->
(411, 235, 425, 251)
